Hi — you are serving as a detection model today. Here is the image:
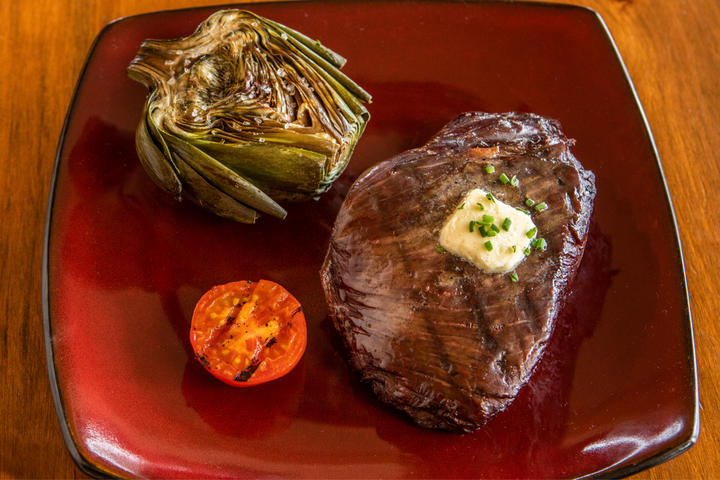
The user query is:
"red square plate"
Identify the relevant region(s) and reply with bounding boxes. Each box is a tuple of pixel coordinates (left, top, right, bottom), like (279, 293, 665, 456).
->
(43, 1, 698, 478)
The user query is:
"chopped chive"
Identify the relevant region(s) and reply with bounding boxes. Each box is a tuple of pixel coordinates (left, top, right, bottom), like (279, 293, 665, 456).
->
(511, 245, 517, 253)
(526, 227, 538, 238)
(469, 220, 475, 232)
(499, 173, 510, 185)
(484, 241, 493, 251)
(525, 198, 535, 207)
(478, 225, 488, 237)
(530, 238, 547, 250)
(516, 207, 530, 215)
(477, 203, 485, 211)
(509, 272, 519, 282)
(523, 247, 531, 256)
(486, 229, 497, 237)
(510, 175, 519, 186)
(484, 165, 495, 173)
(482, 214, 495, 223)
(316, 39, 322, 46)
(486, 192, 496, 203)
(535, 202, 548, 211)
(490, 224, 500, 233)
(457, 203, 465, 210)
(436, 245, 445, 253)
(502, 217, 512, 231)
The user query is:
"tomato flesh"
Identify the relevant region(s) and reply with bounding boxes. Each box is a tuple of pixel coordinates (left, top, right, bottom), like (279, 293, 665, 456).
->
(190, 280, 307, 386)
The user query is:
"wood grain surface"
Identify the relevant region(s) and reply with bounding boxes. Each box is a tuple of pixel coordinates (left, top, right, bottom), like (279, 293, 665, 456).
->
(1, 0, 717, 478)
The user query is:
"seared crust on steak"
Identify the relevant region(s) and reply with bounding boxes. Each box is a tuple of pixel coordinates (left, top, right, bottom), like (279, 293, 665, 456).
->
(320, 112, 596, 433)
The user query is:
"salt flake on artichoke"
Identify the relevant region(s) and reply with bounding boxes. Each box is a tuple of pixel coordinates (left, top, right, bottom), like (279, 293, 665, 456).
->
(127, 9, 372, 223)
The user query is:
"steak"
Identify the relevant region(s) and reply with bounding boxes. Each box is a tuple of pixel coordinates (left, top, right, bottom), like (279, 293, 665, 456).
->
(320, 112, 596, 433)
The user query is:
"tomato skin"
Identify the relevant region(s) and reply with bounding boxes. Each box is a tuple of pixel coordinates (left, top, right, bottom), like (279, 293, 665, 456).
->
(190, 280, 307, 387)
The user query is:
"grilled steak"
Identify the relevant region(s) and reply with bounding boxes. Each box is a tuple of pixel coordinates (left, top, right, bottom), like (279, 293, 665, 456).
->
(320, 112, 596, 433)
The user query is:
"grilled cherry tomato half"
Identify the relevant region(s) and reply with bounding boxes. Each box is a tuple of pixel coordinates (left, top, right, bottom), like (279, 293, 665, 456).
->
(190, 280, 307, 387)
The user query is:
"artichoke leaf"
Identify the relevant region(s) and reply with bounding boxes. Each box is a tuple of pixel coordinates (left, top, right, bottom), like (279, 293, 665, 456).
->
(146, 94, 181, 173)
(135, 106, 182, 200)
(277, 31, 372, 107)
(321, 118, 369, 189)
(162, 132, 287, 219)
(173, 154, 258, 223)
(198, 126, 338, 158)
(262, 17, 347, 70)
(187, 139, 327, 194)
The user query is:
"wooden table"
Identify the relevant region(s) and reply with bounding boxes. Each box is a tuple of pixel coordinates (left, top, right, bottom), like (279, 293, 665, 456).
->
(1, 0, 717, 478)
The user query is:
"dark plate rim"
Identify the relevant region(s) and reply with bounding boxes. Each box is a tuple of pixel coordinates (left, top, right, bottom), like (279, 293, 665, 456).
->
(41, 1, 699, 478)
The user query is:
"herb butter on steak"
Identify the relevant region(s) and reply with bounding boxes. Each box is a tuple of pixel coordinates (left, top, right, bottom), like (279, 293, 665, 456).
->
(320, 112, 596, 433)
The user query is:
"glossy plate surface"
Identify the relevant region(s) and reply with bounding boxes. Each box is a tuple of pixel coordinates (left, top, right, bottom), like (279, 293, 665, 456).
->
(43, 1, 698, 478)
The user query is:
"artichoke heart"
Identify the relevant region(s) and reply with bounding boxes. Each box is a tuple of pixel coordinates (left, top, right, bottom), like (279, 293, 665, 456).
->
(127, 9, 372, 223)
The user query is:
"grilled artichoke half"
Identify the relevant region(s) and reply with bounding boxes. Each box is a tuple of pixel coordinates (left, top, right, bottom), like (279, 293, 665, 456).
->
(127, 9, 371, 223)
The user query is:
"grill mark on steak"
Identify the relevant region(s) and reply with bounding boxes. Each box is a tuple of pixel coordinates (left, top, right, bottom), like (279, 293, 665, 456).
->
(321, 112, 596, 433)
